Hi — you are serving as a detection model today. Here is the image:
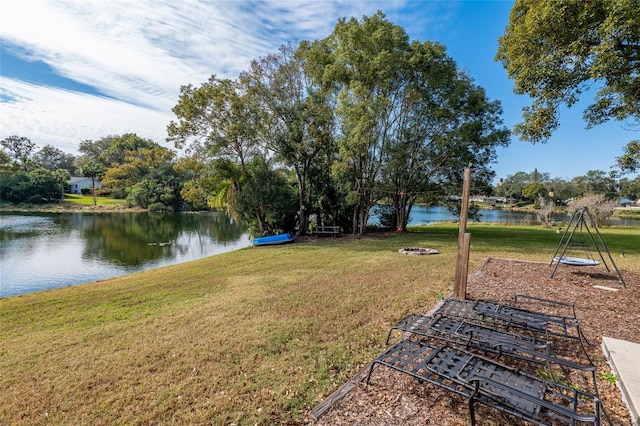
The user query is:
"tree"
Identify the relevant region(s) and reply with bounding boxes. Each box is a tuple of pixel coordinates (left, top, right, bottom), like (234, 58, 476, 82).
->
(242, 43, 336, 235)
(495, 171, 530, 203)
(1, 135, 36, 170)
(167, 76, 268, 215)
(535, 195, 556, 228)
(571, 169, 616, 197)
(174, 153, 216, 210)
(79, 134, 157, 170)
(383, 46, 509, 231)
(496, 0, 640, 154)
(547, 177, 577, 204)
(0, 168, 60, 204)
(617, 140, 640, 173)
(78, 161, 103, 205)
(53, 169, 71, 201)
(567, 194, 618, 226)
(33, 145, 76, 173)
(101, 145, 176, 199)
(234, 158, 298, 235)
(167, 76, 263, 167)
(522, 182, 545, 201)
(308, 12, 422, 234)
(0, 150, 12, 174)
(618, 175, 640, 200)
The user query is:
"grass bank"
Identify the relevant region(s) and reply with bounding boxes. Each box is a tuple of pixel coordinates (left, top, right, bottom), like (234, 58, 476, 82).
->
(0, 194, 130, 212)
(1, 224, 638, 425)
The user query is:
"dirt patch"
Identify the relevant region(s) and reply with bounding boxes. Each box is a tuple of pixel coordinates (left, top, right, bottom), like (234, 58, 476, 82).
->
(313, 258, 640, 425)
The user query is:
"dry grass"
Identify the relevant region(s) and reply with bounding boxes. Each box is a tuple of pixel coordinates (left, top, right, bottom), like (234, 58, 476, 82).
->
(1, 224, 637, 425)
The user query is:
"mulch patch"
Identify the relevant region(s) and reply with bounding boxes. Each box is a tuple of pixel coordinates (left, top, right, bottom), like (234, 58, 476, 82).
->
(312, 257, 639, 425)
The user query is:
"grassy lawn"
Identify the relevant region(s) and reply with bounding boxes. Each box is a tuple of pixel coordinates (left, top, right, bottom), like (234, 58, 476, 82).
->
(63, 194, 127, 207)
(1, 224, 638, 425)
(0, 195, 127, 211)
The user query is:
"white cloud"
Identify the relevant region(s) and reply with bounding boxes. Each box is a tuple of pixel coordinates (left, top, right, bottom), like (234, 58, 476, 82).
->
(0, 0, 425, 152)
(0, 77, 172, 152)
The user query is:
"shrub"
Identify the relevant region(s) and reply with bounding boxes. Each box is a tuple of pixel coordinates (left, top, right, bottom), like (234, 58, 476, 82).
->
(567, 194, 618, 226)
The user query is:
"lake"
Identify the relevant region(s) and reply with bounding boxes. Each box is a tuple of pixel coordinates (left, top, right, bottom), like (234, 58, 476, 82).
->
(0, 212, 251, 298)
(373, 205, 640, 227)
(2, 207, 637, 297)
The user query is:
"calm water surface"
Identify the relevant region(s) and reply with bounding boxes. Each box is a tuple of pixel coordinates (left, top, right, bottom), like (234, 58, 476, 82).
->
(3, 207, 637, 297)
(379, 205, 640, 227)
(0, 212, 250, 297)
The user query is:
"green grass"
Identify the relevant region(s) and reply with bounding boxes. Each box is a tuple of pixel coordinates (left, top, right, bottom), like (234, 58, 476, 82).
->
(63, 194, 126, 207)
(1, 224, 638, 425)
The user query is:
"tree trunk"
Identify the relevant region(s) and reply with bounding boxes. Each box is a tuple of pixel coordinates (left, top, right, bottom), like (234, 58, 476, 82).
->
(298, 205, 309, 235)
(91, 176, 97, 205)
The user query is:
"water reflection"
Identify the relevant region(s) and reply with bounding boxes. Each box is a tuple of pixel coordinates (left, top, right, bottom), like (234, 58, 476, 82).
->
(371, 206, 640, 227)
(0, 212, 250, 297)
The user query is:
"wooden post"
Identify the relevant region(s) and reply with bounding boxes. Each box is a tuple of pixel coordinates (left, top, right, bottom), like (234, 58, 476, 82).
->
(454, 167, 471, 299)
(459, 232, 471, 299)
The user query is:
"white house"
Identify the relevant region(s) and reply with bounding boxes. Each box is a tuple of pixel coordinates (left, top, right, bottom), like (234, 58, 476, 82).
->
(68, 176, 102, 194)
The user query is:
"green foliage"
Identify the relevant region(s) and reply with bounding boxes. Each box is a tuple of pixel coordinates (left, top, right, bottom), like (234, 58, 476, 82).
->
(602, 371, 618, 384)
(497, 0, 640, 146)
(242, 43, 337, 235)
(617, 140, 640, 173)
(79, 133, 157, 170)
(125, 178, 178, 211)
(0, 168, 61, 203)
(306, 12, 509, 233)
(235, 158, 298, 235)
(167, 77, 261, 163)
(0, 135, 36, 169)
(102, 145, 176, 199)
(522, 182, 545, 201)
(32, 145, 76, 173)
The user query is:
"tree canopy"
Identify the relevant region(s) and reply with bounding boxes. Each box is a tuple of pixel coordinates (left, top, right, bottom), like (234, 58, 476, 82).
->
(166, 12, 510, 235)
(497, 0, 640, 145)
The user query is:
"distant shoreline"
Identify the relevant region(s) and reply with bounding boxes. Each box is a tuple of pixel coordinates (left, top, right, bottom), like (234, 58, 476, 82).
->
(0, 203, 146, 213)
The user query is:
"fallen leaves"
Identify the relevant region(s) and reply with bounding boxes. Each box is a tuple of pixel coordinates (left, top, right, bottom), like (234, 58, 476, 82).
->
(314, 257, 639, 425)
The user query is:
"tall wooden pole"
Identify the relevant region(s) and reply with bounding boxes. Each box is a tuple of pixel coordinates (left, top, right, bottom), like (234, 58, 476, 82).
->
(454, 167, 471, 299)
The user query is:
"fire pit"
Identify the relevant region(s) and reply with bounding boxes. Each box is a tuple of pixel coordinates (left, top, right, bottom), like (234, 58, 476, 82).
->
(398, 248, 439, 255)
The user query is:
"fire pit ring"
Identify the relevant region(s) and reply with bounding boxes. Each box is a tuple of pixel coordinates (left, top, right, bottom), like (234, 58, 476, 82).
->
(398, 247, 439, 255)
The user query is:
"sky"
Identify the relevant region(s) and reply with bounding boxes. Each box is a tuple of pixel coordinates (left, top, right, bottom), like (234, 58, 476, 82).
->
(1, 0, 637, 182)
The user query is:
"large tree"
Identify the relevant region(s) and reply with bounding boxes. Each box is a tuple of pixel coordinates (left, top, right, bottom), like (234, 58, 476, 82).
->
(241, 43, 336, 235)
(168, 77, 263, 167)
(78, 161, 103, 205)
(497, 0, 640, 162)
(310, 12, 509, 233)
(101, 145, 176, 198)
(309, 12, 415, 235)
(33, 145, 76, 173)
(78, 133, 157, 170)
(1, 135, 36, 170)
(167, 76, 299, 231)
(381, 42, 509, 231)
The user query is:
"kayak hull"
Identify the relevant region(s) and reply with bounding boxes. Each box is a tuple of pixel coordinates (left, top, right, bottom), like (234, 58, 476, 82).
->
(253, 233, 295, 246)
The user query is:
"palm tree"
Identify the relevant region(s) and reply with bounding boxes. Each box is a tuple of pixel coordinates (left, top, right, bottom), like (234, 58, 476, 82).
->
(79, 161, 102, 205)
(53, 169, 71, 202)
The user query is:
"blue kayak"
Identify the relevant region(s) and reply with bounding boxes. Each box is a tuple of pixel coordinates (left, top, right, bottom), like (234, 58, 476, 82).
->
(253, 233, 295, 246)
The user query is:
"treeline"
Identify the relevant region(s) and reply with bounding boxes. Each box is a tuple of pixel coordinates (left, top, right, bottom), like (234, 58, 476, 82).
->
(2, 12, 637, 236)
(0, 133, 181, 210)
(494, 169, 640, 205)
(165, 13, 510, 236)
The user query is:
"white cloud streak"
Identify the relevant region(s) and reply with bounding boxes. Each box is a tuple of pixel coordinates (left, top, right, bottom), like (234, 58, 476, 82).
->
(0, 0, 445, 152)
(0, 77, 172, 152)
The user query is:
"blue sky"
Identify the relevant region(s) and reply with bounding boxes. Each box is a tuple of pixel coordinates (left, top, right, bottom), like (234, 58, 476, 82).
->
(0, 0, 636, 182)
